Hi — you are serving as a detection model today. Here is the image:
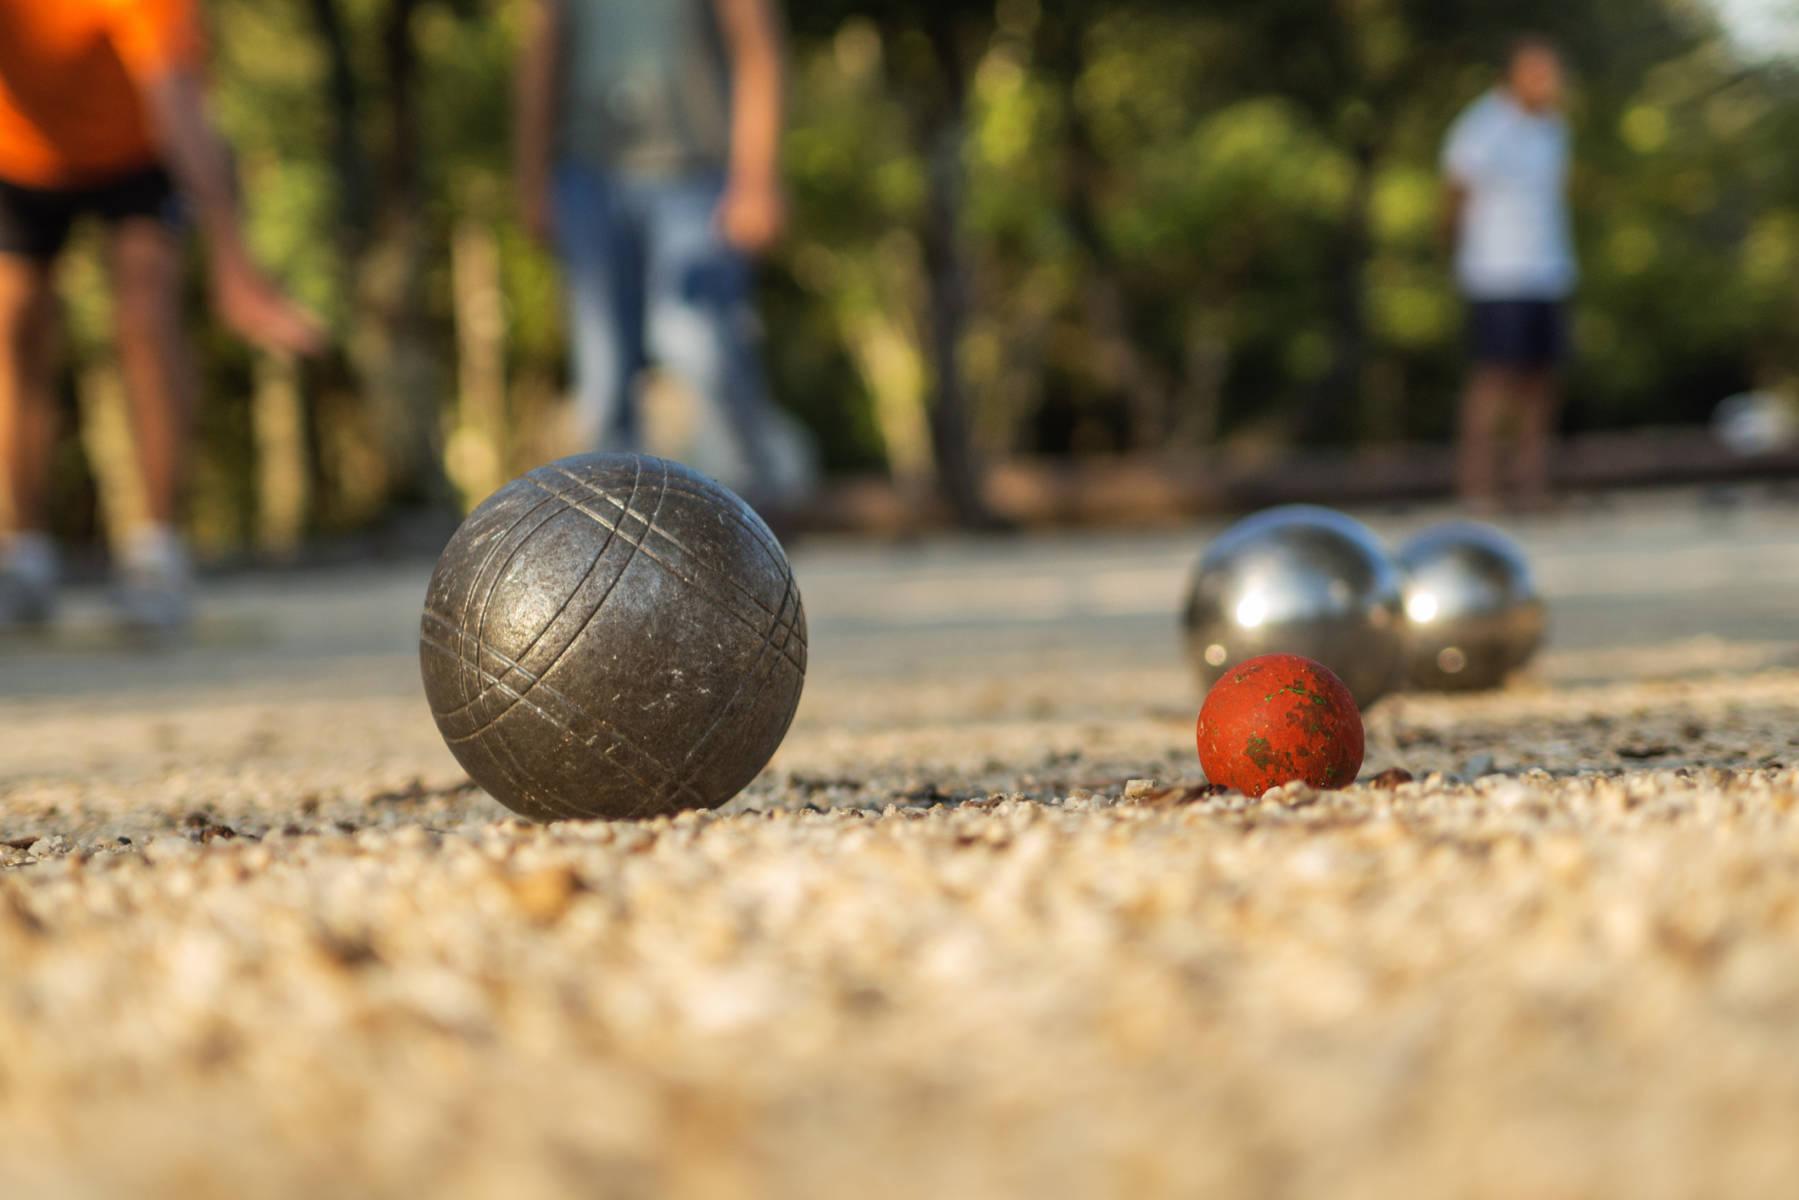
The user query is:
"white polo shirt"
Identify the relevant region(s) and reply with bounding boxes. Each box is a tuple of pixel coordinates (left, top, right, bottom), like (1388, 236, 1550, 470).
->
(1441, 90, 1577, 301)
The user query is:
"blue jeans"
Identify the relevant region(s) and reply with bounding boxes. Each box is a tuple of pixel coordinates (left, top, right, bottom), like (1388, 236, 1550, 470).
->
(553, 163, 775, 495)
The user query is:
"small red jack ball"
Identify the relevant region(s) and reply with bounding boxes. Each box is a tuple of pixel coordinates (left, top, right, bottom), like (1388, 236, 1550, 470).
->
(1197, 654, 1364, 797)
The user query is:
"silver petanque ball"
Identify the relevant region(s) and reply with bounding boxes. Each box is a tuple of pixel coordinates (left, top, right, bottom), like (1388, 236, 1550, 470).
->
(1181, 505, 1405, 708)
(1396, 521, 1545, 692)
(420, 453, 807, 822)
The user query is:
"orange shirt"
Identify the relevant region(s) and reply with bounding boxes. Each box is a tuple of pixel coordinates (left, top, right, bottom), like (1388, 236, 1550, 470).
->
(0, 0, 203, 189)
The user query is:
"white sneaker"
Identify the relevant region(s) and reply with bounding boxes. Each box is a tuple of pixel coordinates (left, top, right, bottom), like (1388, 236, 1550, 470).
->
(0, 533, 58, 632)
(113, 526, 194, 635)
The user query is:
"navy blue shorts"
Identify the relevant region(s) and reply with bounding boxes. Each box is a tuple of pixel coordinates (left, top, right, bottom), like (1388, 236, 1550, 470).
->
(1468, 299, 1568, 369)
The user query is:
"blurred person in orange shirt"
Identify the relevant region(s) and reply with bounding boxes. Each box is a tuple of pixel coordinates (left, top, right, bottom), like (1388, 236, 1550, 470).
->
(0, 0, 321, 635)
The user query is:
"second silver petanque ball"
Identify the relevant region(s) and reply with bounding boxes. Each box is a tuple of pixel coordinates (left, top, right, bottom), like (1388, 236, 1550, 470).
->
(1182, 505, 1405, 708)
(1396, 522, 1545, 692)
(420, 453, 807, 821)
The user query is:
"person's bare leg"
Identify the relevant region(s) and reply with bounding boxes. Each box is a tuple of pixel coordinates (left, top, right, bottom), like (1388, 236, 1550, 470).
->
(1456, 366, 1511, 512)
(110, 219, 193, 527)
(109, 219, 196, 631)
(0, 253, 62, 625)
(0, 254, 60, 535)
(1511, 368, 1561, 511)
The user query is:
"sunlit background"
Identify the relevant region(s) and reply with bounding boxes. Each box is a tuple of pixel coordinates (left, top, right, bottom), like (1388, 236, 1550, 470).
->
(1716, 0, 1798, 54)
(29, 0, 1799, 554)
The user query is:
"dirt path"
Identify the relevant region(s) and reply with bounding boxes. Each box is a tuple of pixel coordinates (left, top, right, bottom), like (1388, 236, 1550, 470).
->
(2, 490, 1797, 1198)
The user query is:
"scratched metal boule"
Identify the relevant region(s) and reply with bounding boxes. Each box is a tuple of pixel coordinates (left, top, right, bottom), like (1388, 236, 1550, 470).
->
(419, 453, 806, 820)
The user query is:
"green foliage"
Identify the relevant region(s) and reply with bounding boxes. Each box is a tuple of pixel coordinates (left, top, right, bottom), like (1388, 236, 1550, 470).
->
(42, 0, 1799, 546)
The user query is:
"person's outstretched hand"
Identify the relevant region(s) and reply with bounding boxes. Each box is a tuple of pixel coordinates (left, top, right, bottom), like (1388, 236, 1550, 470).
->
(716, 175, 787, 255)
(212, 252, 326, 357)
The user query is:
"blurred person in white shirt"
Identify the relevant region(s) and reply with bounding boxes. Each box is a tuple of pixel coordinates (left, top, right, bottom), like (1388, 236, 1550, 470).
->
(1442, 36, 1575, 512)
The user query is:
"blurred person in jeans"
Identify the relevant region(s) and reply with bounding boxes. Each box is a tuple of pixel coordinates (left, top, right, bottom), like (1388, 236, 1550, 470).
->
(0, 0, 321, 634)
(515, 0, 789, 508)
(1442, 36, 1576, 512)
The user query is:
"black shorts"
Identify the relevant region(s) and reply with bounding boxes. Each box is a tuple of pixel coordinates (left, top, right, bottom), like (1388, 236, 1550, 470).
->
(0, 164, 184, 262)
(1468, 299, 1569, 369)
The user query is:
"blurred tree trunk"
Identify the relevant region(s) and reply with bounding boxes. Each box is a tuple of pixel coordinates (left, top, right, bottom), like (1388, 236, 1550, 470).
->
(298, 0, 361, 534)
(1041, 4, 1171, 449)
(908, 14, 995, 528)
(303, 0, 449, 520)
(252, 356, 309, 556)
(448, 219, 509, 506)
(304, 0, 371, 255)
(76, 361, 146, 545)
(843, 311, 934, 483)
(1173, 313, 1230, 447)
(1300, 139, 1375, 446)
(359, 0, 448, 508)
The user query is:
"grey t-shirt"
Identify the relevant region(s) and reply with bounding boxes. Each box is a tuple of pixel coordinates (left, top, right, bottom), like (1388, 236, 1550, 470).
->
(558, 0, 732, 178)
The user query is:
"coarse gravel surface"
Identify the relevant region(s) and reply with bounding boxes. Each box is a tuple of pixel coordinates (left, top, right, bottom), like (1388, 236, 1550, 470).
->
(3, 491, 1799, 1199)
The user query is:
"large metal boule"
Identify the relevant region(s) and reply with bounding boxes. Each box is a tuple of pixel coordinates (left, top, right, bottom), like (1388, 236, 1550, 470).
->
(1396, 521, 1545, 692)
(1182, 505, 1405, 708)
(420, 453, 807, 821)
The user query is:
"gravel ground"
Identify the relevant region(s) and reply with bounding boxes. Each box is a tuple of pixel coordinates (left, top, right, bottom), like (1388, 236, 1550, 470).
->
(3, 492, 1799, 1199)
